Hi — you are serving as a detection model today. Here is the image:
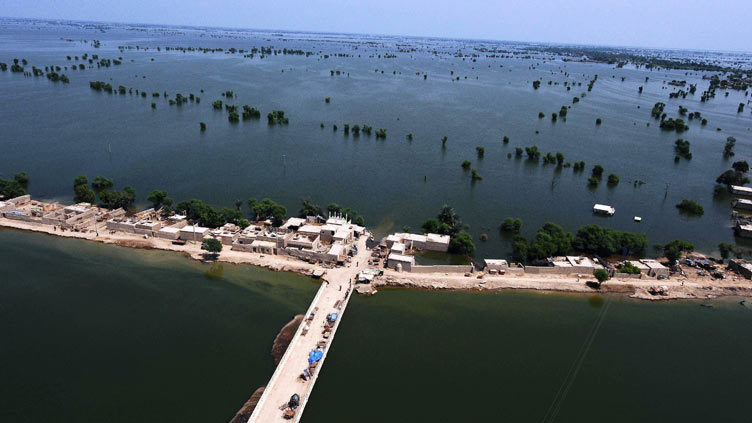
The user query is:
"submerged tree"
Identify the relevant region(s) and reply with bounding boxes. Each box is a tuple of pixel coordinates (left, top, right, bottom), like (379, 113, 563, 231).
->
(500, 217, 522, 233)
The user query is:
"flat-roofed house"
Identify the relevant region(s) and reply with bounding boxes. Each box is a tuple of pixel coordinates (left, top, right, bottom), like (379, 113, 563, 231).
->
(640, 259, 669, 277)
(731, 185, 752, 197)
(134, 220, 162, 235)
(156, 226, 181, 240)
(387, 253, 415, 272)
(391, 242, 406, 255)
(566, 256, 595, 272)
(425, 233, 450, 252)
(326, 244, 346, 263)
(250, 239, 277, 255)
(179, 225, 210, 242)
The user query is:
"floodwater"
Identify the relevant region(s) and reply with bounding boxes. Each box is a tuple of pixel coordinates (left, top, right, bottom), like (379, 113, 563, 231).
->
(2, 230, 751, 422)
(1, 19, 752, 260)
(2, 19, 752, 423)
(0, 229, 319, 422)
(306, 289, 752, 423)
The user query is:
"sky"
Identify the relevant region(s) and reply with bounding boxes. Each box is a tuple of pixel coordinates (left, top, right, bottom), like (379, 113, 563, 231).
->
(1, 0, 750, 52)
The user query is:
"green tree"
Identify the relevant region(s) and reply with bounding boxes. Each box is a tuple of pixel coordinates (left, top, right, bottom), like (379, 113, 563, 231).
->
(512, 235, 529, 262)
(13, 172, 29, 189)
(421, 218, 441, 234)
(500, 217, 522, 233)
(716, 169, 749, 186)
(147, 190, 172, 209)
(437, 205, 463, 235)
(619, 261, 642, 274)
(91, 176, 114, 193)
(607, 174, 619, 185)
(461, 160, 471, 170)
(201, 237, 223, 259)
(448, 231, 475, 254)
(248, 198, 287, 225)
(98, 186, 136, 210)
(732, 161, 749, 173)
(593, 269, 609, 283)
(175, 199, 224, 228)
(675, 199, 704, 216)
(663, 239, 694, 263)
(298, 199, 323, 218)
(73, 184, 95, 203)
(73, 175, 88, 188)
(592, 164, 604, 177)
(718, 242, 735, 259)
(0, 177, 27, 199)
(527, 222, 573, 260)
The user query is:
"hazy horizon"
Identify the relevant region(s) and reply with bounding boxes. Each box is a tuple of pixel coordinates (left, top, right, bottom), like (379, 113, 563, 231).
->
(1, 0, 750, 53)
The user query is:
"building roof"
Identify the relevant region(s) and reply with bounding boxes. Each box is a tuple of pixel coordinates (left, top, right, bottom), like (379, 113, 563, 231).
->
(333, 227, 351, 239)
(326, 216, 348, 225)
(159, 226, 181, 233)
(180, 226, 209, 233)
(426, 233, 450, 244)
(593, 204, 615, 213)
(250, 240, 276, 248)
(386, 234, 401, 243)
(281, 217, 306, 229)
(298, 224, 322, 234)
(328, 244, 345, 257)
(640, 259, 667, 270)
(566, 256, 594, 267)
(731, 185, 752, 194)
(388, 253, 415, 264)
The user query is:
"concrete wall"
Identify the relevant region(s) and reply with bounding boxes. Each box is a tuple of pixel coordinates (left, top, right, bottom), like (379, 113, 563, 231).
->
(614, 272, 644, 279)
(524, 266, 575, 275)
(283, 248, 335, 264)
(410, 264, 473, 274)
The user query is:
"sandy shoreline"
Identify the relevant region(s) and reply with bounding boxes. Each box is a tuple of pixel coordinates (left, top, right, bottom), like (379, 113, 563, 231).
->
(3, 217, 751, 301)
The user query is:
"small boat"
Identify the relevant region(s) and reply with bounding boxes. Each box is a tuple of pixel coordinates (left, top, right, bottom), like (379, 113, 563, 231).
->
(634, 216, 642, 222)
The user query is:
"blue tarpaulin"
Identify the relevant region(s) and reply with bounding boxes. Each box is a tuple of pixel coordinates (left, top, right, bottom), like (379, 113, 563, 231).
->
(308, 349, 323, 364)
(327, 313, 338, 322)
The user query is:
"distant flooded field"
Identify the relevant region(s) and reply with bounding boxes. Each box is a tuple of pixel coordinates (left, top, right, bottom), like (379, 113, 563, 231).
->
(1, 19, 751, 260)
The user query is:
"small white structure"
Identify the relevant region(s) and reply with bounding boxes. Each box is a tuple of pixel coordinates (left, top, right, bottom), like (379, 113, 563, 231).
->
(731, 185, 752, 197)
(733, 199, 752, 211)
(391, 242, 406, 255)
(634, 216, 642, 222)
(387, 253, 415, 272)
(640, 259, 669, 277)
(737, 223, 752, 238)
(593, 204, 615, 216)
(484, 259, 509, 272)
